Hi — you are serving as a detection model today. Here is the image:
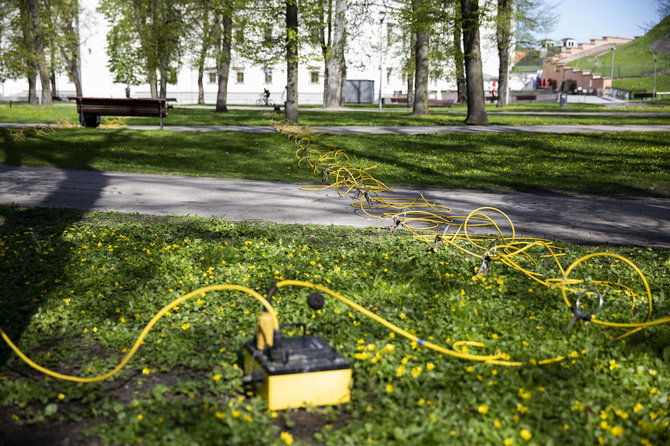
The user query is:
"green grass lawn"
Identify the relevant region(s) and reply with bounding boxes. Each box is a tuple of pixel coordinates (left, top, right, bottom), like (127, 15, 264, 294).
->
(614, 74, 670, 94)
(1, 103, 670, 127)
(0, 206, 668, 445)
(570, 16, 670, 82)
(2, 128, 669, 197)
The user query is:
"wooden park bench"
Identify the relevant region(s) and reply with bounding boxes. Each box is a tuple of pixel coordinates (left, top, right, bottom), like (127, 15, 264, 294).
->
(69, 97, 172, 128)
(427, 99, 454, 107)
(390, 97, 408, 104)
(514, 94, 537, 101)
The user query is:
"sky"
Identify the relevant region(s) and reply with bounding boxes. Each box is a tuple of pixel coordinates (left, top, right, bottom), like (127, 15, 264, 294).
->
(545, 0, 662, 43)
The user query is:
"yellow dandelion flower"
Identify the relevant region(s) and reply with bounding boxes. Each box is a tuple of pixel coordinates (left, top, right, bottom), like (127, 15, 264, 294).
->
(386, 384, 394, 393)
(478, 404, 488, 414)
(280, 432, 294, 445)
(142, 367, 150, 375)
(520, 429, 532, 440)
(182, 323, 190, 331)
(611, 426, 623, 436)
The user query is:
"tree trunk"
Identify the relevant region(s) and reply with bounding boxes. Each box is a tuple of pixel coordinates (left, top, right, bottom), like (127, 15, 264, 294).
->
(148, 71, 158, 98)
(197, 70, 205, 104)
(50, 70, 57, 98)
(65, 0, 83, 97)
(319, 0, 332, 106)
(28, 0, 51, 104)
(339, 62, 347, 105)
(453, 2, 467, 104)
(406, 31, 415, 108)
(496, 0, 513, 108)
(215, 10, 232, 113)
(19, 0, 38, 103)
(460, 0, 488, 124)
(324, 0, 345, 109)
(28, 74, 37, 104)
(412, 30, 429, 116)
(339, 32, 347, 106)
(285, 0, 299, 123)
(159, 69, 167, 98)
(196, 16, 210, 105)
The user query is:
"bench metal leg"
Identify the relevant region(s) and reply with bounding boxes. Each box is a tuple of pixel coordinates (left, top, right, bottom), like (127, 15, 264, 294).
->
(159, 102, 163, 130)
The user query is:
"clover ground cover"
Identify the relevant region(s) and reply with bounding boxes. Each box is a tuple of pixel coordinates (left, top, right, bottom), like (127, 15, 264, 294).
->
(0, 206, 668, 445)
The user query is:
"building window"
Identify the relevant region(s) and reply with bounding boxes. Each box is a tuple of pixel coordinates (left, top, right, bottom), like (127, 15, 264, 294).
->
(235, 26, 244, 44)
(264, 68, 272, 84)
(236, 72, 244, 83)
(208, 72, 216, 84)
(263, 25, 272, 45)
(310, 71, 319, 84)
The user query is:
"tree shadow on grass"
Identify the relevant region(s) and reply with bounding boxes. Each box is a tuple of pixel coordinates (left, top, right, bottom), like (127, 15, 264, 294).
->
(0, 128, 110, 369)
(336, 132, 670, 197)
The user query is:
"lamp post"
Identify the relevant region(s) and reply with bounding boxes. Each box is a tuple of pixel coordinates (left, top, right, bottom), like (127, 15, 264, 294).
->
(378, 16, 384, 111)
(653, 55, 658, 99)
(610, 43, 616, 79)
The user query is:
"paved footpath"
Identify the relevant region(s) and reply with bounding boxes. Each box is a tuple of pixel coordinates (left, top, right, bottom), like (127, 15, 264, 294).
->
(2, 165, 669, 249)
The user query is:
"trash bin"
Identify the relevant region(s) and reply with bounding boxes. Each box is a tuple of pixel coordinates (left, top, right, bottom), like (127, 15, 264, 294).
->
(559, 93, 568, 108)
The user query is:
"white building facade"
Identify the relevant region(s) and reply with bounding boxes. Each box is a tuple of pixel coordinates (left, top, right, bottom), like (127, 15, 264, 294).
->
(1, 0, 511, 104)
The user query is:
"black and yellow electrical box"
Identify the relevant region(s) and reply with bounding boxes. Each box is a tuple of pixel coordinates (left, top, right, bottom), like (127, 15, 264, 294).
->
(242, 335, 352, 411)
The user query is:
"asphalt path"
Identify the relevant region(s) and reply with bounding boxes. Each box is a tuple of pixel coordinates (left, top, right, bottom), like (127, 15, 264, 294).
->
(2, 165, 669, 249)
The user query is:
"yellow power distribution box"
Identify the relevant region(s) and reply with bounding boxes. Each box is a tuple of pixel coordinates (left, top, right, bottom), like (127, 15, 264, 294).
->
(243, 335, 352, 411)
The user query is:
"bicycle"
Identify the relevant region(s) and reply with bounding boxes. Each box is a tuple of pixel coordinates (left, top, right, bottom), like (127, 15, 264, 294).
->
(255, 94, 273, 107)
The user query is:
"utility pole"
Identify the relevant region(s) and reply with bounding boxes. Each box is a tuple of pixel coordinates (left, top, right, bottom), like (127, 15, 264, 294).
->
(653, 55, 657, 99)
(610, 43, 616, 80)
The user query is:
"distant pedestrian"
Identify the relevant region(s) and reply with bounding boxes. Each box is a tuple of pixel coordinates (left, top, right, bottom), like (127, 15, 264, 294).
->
(125, 85, 131, 98)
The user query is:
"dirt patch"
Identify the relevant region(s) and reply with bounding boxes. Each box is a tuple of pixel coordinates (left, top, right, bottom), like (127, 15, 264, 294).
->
(274, 407, 353, 445)
(0, 407, 101, 446)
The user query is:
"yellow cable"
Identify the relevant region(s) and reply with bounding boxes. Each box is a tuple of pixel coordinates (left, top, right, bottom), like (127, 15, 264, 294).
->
(0, 284, 277, 383)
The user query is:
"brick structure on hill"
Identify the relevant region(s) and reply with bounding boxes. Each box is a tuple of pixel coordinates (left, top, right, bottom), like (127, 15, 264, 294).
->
(542, 36, 633, 93)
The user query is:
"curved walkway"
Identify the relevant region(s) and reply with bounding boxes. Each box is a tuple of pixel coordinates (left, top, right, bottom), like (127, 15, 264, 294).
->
(1, 165, 669, 249)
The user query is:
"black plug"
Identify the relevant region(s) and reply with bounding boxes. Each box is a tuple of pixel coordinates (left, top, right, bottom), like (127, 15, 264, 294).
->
(307, 292, 325, 311)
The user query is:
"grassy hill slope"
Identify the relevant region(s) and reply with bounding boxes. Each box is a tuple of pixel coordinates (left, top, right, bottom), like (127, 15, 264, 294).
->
(569, 15, 670, 92)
